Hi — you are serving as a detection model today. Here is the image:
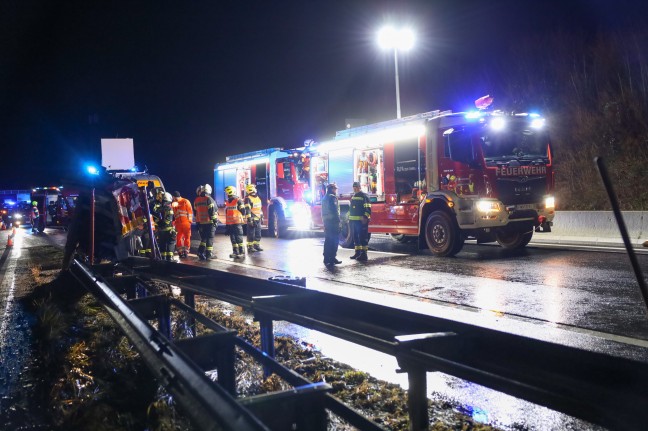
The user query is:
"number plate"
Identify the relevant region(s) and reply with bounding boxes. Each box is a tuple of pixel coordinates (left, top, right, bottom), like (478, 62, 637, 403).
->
(516, 204, 536, 210)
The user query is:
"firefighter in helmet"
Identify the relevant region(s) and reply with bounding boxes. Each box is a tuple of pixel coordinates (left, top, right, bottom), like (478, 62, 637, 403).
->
(152, 190, 176, 261)
(224, 185, 247, 258)
(244, 183, 264, 252)
(30, 201, 40, 233)
(349, 181, 371, 261)
(193, 183, 218, 260)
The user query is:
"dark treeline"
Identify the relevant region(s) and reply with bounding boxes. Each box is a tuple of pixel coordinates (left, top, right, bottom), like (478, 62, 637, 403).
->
(493, 29, 648, 210)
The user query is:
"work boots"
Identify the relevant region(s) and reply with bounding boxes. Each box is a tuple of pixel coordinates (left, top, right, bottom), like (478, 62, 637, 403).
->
(247, 245, 256, 253)
(356, 251, 368, 262)
(205, 251, 213, 259)
(237, 245, 246, 257)
(254, 244, 263, 251)
(350, 250, 361, 259)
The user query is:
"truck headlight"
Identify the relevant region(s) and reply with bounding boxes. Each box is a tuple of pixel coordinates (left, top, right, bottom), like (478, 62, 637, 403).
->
(14, 213, 23, 219)
(476, 200, 500, 213)
(545, 196, 555, 209)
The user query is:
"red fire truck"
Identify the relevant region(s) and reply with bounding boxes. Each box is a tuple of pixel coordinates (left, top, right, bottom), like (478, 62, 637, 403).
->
(31, 186, 79, 231)
(214, 100, 555, 256)
(214, 146, 316, 237)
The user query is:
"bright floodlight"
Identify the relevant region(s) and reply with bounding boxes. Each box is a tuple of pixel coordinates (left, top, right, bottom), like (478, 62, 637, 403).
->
(377, 26, 415, 51)
(86, 165, 99, 175)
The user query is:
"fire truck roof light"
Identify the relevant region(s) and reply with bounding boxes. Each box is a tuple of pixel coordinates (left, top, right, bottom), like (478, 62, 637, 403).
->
(465, 111, 483, 119)
(216, 157, 269, 171)
(316, 124, 426, 152)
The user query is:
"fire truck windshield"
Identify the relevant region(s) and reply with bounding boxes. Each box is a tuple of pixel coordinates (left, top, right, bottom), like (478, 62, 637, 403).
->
(481, 122, 550, 165)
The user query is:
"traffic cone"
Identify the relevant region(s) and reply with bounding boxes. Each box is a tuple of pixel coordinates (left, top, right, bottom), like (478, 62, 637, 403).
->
(6, 227, 15, 247)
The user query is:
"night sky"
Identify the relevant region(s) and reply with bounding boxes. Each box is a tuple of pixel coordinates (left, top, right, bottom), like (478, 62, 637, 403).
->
(1, 0, 644, 196)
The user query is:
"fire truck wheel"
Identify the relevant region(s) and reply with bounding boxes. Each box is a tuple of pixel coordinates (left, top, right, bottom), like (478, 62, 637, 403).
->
(339, 215, 353, 248)
(495, 229, 533, 249)
(267, 208, 288, 239)
(424, 211, 464, 257)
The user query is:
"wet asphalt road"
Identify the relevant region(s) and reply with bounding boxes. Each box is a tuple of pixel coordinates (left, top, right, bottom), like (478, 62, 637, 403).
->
(2, 225, 648, 430)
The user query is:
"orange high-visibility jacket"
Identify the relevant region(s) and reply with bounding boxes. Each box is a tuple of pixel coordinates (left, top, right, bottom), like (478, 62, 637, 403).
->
(173, 197, 193, 224)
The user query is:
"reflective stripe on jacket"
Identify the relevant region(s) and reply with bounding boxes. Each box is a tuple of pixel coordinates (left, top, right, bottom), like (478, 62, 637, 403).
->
(245, 195, 263, 219)
(225, 197, 245, 225)
(349, 191, 371, 221)
(194, 195, 217, 224)
(173, 197, 193, 224)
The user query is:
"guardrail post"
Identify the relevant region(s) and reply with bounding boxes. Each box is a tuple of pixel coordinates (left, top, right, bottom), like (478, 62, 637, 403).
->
(406, 368, 428, 431)
(258, 316, 275, 377)
(158, 297, 172, 339)
(183, 291, 196, 337)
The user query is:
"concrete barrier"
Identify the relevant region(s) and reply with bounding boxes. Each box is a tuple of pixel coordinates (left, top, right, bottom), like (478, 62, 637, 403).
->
(531, 211, 648, 248)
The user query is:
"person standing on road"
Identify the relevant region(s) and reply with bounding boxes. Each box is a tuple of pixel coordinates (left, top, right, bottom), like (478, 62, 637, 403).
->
(349, 181, 371, 261)
(30, 201, 40, 233)
(321, 183, 342, 266)
(244, 184, 264, 253)
(172, 191, 193, 258)
(224, 186, 247, 258)
(152, 191, 176, 261)
(193, 184, 218, 260)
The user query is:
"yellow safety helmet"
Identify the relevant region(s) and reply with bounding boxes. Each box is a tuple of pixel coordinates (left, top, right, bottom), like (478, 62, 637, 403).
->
(225, 186, 236, 197)
(245, 184, 256, 194)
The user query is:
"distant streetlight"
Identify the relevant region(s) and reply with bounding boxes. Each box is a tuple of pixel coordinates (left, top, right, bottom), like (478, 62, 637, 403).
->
(377, 26, 415, 119)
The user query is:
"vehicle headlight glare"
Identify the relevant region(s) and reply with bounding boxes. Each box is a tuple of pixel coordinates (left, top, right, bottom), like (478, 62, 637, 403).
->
(545, 196, 555, 209)
(15, 214, 23, 219)
(476, 200, 499, 213)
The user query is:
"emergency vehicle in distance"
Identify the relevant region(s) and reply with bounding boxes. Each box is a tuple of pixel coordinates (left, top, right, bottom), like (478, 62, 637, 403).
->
(214, 97, 555, 256)
(31, 186, 79, 231)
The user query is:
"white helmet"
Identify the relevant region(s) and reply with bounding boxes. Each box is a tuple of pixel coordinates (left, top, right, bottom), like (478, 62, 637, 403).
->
(203, 184, 212, 195)
(163, 192, 173, 203)
(195, 185, 204, 196)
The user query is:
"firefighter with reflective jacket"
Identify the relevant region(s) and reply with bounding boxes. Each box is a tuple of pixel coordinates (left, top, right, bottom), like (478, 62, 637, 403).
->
(172, 191, 193, 258)
(349, 181, 371, 261)
(30, 201, 40, 233)
(193, 184, 218, 260)
(152, 191, 176, 261)
(244, 184, 263, 252)
(224, 186, 247, 258)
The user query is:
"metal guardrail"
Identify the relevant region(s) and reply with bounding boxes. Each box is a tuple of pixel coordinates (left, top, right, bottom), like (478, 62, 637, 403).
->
(71, 258, 386, 431)
(112, 256, 648, 431)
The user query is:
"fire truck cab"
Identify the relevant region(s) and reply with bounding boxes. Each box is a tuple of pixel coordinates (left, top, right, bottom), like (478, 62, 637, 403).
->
(309, 106, 555, 256)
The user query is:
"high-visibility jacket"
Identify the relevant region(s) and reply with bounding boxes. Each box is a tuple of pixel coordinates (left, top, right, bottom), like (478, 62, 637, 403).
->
(244, 194, 263, 220)
(194, 195, 217, 225)
(349, 191, 371, 221)
(225, 197, 246, 225)
(173, 197, 193, 224)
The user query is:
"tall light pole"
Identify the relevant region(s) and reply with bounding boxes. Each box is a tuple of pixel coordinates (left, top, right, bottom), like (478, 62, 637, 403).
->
(377, 26, 415, 119)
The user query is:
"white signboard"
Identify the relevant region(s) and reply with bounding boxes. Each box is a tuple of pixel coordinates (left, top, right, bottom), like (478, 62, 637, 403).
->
(101, 138, 135, 171)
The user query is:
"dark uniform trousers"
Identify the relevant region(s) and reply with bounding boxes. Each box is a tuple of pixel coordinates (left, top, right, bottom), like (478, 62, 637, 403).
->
(323, 221, 340, 262)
